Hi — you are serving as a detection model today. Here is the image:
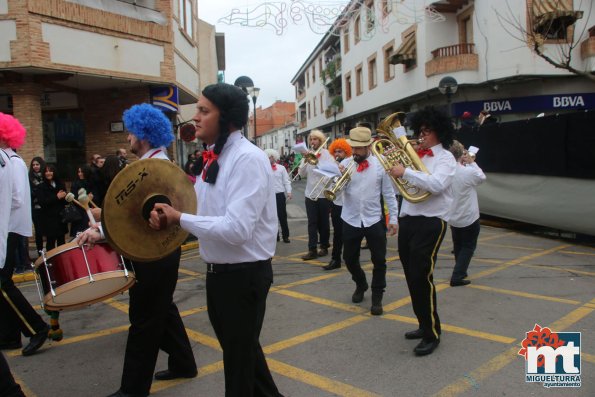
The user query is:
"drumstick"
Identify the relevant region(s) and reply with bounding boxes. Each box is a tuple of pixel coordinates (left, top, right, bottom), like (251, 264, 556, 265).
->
(65, 192, 84, 209)
(78, 188, 99, 208)
(77, 194, 97, 227)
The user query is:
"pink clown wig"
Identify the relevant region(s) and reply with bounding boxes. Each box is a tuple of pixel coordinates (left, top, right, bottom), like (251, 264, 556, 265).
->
(0, 112, 26, 149)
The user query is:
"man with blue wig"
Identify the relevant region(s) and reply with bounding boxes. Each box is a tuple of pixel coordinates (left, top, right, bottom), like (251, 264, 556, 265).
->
(78, 103, 197, 397)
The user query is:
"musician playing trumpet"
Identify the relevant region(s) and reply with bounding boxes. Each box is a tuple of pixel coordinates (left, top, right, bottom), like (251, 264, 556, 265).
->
(388, 107, 456, 356)
(297, 130, 333, 261)
(342, 127, 398, 315)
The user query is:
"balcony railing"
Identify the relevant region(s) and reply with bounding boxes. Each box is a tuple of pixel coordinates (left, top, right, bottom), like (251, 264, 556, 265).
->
(431, 43, 475, 59)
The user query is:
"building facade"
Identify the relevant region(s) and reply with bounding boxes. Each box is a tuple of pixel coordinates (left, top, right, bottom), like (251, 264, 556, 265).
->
(291, 0, 594, 135)
(0, 0, 223, 179)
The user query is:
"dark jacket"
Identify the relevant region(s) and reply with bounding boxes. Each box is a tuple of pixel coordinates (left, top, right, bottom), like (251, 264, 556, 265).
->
(36, 180, 68, 237)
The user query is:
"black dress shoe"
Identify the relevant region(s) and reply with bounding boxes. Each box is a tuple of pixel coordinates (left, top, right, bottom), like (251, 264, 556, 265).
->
(0, 340, 22, 350)
(414, 338, 440, 356)
(154, 369, 198, 380)
(282, 238, 290, 243)
(106, 389, 148, 397)
(22, 324, 49, 356)
(317, 248, 328, 257)
(351, 283, 368, 303)
(322, 259, 341, 270)
(450, 279, 471, 287)
(404, 329, 424, 340)
(301, 250, 318, 260)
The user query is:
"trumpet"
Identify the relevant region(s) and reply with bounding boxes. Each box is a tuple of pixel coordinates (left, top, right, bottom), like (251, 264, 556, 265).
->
(304, 137, 330, 166)
(371, 112, 431, 203)
(324, 161, 356, 201)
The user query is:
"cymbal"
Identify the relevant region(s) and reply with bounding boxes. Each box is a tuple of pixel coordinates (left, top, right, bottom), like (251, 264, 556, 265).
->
(101, 158, 197, 262)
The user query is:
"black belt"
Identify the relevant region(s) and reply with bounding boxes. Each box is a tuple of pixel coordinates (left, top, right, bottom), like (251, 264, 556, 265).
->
(206, 259, 271, 274)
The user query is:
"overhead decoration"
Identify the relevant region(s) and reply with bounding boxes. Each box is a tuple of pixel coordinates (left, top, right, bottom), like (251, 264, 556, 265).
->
(218, 0, 445, 37)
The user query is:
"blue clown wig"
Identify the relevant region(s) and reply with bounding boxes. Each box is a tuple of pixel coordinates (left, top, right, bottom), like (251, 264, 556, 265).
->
(123, 103, 174, 148)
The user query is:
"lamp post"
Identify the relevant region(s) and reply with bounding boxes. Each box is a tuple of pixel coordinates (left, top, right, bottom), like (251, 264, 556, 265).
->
(438, 76, 458, 119)
(233, 76, 254, 137)
(248, 87, 260, 140)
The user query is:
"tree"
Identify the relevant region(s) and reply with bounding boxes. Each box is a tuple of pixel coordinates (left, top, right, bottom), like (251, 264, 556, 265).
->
(496, 0, 594, 82)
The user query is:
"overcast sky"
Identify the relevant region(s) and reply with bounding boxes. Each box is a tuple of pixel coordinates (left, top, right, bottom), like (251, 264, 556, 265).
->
(198, 1, 329, 108)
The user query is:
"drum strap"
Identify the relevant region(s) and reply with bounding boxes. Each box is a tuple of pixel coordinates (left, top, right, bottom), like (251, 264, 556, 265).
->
(1, 289, 36, 334)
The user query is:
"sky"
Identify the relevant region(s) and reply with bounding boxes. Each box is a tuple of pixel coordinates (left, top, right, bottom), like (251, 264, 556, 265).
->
(198, 1, 335, 109)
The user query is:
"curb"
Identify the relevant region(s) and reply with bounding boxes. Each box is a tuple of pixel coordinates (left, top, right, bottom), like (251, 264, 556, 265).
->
(13, 241, 200, 285)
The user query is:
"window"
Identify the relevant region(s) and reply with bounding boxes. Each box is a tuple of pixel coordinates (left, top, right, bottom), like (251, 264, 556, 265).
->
(320, 93, 324, 113)
(343, 27, 350, 53)
(457, 6, 474, 44)
(382, 0, 393, 17)
(368, 54, 377, 90)
(319, 58, 323, 77)
(307, 102, 311, 119)
(383, 40, 395, 82)
(306, 70, 310, 88)
(354, 14, 361, 44)
(312, 64, 316, 83)
(313, 97, 317, 116)
(529, 0, 580, 43)
(345, 72, 352, 101)
(355, 64, 363, 96)
(179, 0, 193, 38)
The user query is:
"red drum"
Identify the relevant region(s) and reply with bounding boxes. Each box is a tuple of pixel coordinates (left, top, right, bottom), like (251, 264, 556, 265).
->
(33, 241, 135, 311)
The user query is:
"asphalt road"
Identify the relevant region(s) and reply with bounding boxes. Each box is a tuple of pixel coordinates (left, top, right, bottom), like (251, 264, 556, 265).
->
(4, 179, 594, 396)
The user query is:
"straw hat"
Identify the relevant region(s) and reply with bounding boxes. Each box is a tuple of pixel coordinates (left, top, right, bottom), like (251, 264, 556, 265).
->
(346, 126, 374, 147)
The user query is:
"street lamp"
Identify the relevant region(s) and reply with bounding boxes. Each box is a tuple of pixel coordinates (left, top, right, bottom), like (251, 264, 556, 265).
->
(438, 76, 458, 118)
(234, 76, 254, 137)
(248, 87, 260, 139)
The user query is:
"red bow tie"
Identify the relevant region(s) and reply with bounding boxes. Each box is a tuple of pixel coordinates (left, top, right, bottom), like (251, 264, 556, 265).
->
(417, 148, 434, 158)
(271, 164, 277, 171)
(316, 153, 321, 159)
(202, 150, 218, 162)
(356, 160, 369, 173)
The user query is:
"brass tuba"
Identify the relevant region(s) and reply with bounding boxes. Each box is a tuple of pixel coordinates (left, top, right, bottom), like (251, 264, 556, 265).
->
(371, 112, 431, 203)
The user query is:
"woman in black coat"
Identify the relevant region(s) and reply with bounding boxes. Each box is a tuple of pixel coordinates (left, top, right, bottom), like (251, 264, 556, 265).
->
(36, 164, 68, 251)
(69, 164, 97, 236)
(28, 156, 46, 254)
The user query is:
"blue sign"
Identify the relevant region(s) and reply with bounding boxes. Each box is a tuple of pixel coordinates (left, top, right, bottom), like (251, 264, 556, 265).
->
(150, 86, 179, 112)
(453, 92, 595, 117)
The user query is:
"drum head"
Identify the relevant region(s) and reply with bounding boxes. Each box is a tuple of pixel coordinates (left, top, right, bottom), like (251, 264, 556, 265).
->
(101, 158, 197, 262)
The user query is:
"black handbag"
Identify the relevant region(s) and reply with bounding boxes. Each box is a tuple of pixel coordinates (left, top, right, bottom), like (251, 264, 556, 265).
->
(60, 203, 83, 223)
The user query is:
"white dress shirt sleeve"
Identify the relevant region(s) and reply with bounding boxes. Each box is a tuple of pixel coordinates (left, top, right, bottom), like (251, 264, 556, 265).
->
(402, 154, 456, 194)
(381, 172, 399, 225)
(461, 163, 486, 186)
(180, 152, 271, 246)
(281, 166, 291, 194)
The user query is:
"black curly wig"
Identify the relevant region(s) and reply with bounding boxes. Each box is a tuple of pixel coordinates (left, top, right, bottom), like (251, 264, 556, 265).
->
(193, 83, 249, 184)
(410, 106, 455, 148)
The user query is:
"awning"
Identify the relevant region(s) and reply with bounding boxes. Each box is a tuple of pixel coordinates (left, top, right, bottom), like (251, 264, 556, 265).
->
(389, 33, 416, 65)
(532, 0, 584, 33)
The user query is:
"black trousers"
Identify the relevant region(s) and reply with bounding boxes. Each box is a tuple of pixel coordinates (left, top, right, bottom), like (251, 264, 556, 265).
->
(121, 248, 196, 395)
(275, 193, 289, 239)
(304, 197, 330, 251)
(0, 233, 47, 343)
(330, 203, 343, 262)
(398, 216, 446, 341)
(342, 220, 387, 293)
(0, 352, 24, 397)
(450, 219, 480, 281)
(32, 210, 44, 254)
(206, 260, 282, 397)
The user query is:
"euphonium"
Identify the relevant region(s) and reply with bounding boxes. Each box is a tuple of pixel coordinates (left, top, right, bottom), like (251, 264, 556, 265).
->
(304, 137, 330, 165)
(324, 161, 356, 201)
(371, 112, 431, 203)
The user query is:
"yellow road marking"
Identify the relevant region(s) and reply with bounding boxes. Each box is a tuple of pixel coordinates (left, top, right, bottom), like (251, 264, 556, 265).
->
(271, 273, 340, 291)
(481, 242, 543, 251)
(104, 298, 129, 314)
(382, 313, 515, 344)
(267, 358, 382, 397)
(264, 315, 369, 354)
(13, 373, 37, 397)
(178, 268, 200, 276)
(478, 231, 518, 242)
(520, 263, 595, 277)
(274, 289, 366, 314)
(559, 249, 595, 256)
(185, 328, 221, 350)
(467, 284, 582, 305)
(179, 306, 208, 317)
(470, 244, 570, 280)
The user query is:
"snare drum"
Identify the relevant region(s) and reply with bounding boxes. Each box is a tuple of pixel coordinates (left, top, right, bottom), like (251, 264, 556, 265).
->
(33, 241, 135, 311)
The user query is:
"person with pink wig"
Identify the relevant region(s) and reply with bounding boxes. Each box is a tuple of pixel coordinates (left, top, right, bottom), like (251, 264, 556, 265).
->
(0, 112, 50, 357)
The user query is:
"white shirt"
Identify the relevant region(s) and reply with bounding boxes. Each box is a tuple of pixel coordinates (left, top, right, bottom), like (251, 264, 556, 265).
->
(180, 131, 277, 264)
(297, 148, 334, 199)
(341, 155, 399, 228)
(0, 149, 12, 267)
(6, 148, 33, 237)
(447, 162, 486, 228)
(271, 163, 291, 194)
(331, 156, 352, 207)
(399, 143, 456, 220)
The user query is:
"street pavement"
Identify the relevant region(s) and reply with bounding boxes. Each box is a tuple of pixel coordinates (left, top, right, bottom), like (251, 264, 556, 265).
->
(4, 179, 594, 397)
